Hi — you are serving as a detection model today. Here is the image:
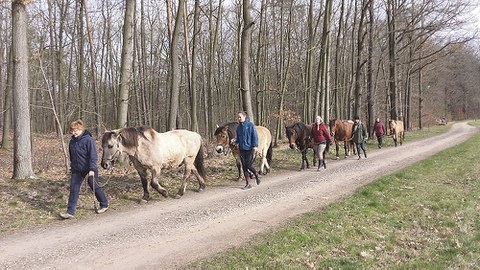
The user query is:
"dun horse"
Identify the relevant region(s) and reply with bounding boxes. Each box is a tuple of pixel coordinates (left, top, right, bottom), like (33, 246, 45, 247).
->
(285, 122, 317, 170)
(214, 122, 273, 180)
(389, 119, 405, 146)
(328, 119, 355, 159)
(101, 127, 206, 202)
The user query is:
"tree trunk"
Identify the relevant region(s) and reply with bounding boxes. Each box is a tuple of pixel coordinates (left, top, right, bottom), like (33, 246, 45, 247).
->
(82, 0, 101, 135)
(240, 0, 254, 121)
(117, 0, 136, 128)
(315, 0, 333, 121)
(190, 0, 200, 133)
(167, 0, 184, 130)
(387, 0, 398, 120)
(11, 0, 36, 179)
(2, 47, 12, 149)
(303, 0, 314, 121)
(366, 0, 375, 134)
(353, 0, 368, 118)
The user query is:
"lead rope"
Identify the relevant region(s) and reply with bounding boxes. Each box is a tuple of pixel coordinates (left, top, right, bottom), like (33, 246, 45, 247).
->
(89, 175, 98, 213)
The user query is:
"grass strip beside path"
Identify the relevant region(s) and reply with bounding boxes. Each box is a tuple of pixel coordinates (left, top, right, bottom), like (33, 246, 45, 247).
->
(194, 123, 480, 269)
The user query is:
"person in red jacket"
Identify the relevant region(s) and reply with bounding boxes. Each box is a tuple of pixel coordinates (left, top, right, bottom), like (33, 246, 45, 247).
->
(311, 116, 332, 170)
(373, 117, 386, 148)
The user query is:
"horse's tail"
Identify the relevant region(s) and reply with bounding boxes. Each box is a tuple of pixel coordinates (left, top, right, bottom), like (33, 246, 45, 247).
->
(266, 142, 273, 166)
(195, 144, 206, 179)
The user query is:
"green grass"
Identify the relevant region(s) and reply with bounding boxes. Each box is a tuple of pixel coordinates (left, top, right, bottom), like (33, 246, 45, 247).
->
(192, 122, 480, 269)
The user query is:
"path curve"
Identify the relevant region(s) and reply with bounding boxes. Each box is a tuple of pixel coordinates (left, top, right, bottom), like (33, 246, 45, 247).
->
(0, 122, 477, 270)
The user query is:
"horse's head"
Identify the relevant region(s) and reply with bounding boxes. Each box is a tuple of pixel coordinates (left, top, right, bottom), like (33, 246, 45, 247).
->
(329, 119, 338, 137)
(214, 124, 232, 155)
(101, 131, 121, 169)
(388, 120, 396, 134)
(285, 125, 298, 150)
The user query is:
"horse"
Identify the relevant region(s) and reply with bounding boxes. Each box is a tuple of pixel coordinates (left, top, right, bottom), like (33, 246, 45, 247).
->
(285, 122, 317, 170)
(101, 127, 206, 202)
(388, 119, 405, 146)
(328, 119, 356, 159)
(214, 122, 273, 181)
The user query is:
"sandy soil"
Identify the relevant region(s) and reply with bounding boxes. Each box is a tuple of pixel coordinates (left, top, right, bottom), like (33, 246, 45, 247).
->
(0, 122, 477, 270)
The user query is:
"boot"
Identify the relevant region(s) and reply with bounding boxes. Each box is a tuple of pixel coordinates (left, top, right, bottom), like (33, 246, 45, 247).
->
(255, 174, 261, 185)
(242, 179, 252, 190)
(323, 159, 327, 169)
(317, 160, 323, 171)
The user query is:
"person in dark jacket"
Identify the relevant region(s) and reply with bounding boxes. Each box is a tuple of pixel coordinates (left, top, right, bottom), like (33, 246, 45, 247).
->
(232, 111, 260, 190)
(59, 120, 108, 219)
(311, 116, 332, 170)
(373, 117, 386, 148)
(352, 116, 368, 160)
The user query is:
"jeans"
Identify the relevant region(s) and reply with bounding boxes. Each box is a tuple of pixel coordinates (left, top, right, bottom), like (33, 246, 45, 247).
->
(67, 169, 108, 214)
(239, 149, 258, 180)
(356, 143, 367, 157)
(313, 142, 327, 161)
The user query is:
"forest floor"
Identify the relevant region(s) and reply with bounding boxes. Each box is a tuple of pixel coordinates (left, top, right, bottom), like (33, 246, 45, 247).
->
(0, 122, 477, 269)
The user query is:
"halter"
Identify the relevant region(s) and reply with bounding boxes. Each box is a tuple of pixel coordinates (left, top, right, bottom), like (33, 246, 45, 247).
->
(103, 143, 121, 165)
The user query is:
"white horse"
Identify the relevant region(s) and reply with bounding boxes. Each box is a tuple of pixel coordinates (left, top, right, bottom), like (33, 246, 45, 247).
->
(101, 127, 206, 202)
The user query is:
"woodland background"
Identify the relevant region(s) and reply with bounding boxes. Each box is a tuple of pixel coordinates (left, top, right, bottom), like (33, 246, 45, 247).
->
(1, 0, 480, 179)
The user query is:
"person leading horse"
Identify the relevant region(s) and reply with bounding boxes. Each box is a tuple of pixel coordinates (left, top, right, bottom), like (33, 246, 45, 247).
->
(311, 116, 332, 170)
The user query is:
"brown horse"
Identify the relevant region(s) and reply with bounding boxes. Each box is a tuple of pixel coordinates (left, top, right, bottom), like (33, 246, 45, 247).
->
(101, 127, 206, 202)
(285, 122, 317, 170)
(328, 119, 355, 159)
(388, 119, 405, 146)
(214, 122, 273, 180)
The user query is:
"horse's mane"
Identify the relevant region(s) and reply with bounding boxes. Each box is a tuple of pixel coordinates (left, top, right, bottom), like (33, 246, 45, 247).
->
(286, 122, 307, 131)
(214, 122, 238, 138)
(118, 126, 152, 149)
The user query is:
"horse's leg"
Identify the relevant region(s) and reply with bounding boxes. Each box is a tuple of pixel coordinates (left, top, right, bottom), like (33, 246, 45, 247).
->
(300, 149, 306, 170)
(262, 152, 270, 175)
(191, 165, 206, 191)
(343, 141, 348, 159)
(304, 149, 310, 169)
(235, 158, 243, 181)
(176, 159, 206, 199)
(136, 166, 150, 203)
(233, 152, 243, 181)
(335, 143, 340, 160)
(150, 168, 169, 198)
(312, 148, 317, 167)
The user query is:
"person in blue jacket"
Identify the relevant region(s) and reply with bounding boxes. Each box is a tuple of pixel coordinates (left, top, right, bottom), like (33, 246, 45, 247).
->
(232, 111, 261, 190)
(59, 120, 108, 219)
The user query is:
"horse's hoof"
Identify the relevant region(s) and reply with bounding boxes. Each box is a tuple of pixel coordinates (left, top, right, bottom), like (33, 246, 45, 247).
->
(336, 157, 340, 160)
(139, 199, 148, 204)
(174, 194, 183, 199)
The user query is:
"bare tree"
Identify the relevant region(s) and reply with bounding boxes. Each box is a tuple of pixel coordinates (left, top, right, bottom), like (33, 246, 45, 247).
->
(189, 0, 200, 133)
(387, 0, 399, 120)
(11, 0, 36, 179)
(239, 0, 254, 121)
(117, 0, 136, 128)
(167, 0, 184, 130)
(352, 0, 368, 118)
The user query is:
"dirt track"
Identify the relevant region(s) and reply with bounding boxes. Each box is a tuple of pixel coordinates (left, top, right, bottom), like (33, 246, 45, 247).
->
(0, 122, 477, 270)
